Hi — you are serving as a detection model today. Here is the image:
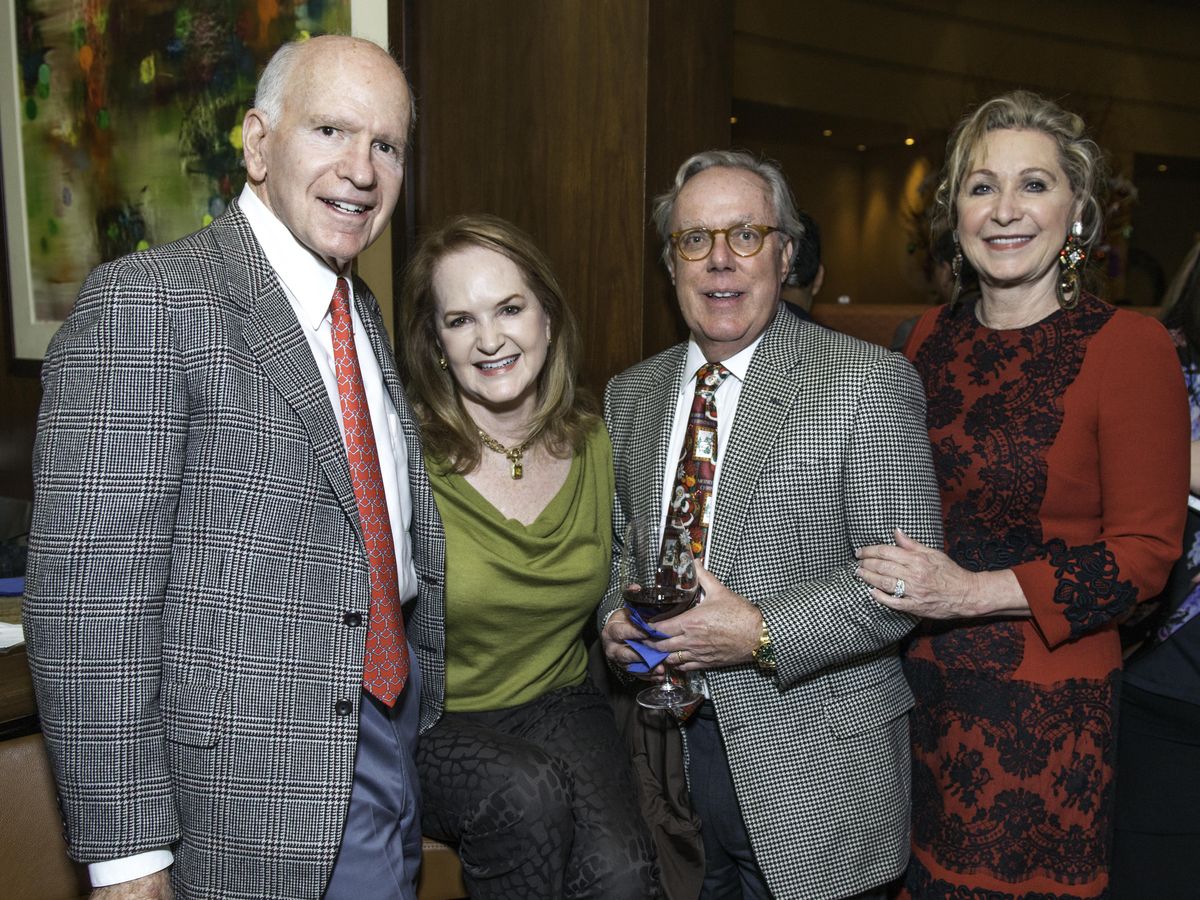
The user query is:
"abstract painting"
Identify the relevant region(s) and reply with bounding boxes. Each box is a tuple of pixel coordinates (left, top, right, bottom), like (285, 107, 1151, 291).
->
(1, 0, 367, 360)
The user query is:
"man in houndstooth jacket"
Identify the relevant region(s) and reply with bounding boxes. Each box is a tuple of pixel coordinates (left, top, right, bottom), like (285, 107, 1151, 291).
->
(23, 37, 445, 899)
(600, 151, 943, 900)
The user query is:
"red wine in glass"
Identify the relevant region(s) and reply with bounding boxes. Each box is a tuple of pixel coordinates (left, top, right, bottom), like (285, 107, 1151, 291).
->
(621, 517, 702, 711)
(623, 579, 697, 624)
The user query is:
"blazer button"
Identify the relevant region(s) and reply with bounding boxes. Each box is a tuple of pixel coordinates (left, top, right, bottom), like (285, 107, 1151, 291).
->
(343, 611, 363, 627)
(335, 699, 354, 717)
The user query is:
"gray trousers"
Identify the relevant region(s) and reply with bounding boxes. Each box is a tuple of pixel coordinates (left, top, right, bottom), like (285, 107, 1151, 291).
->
(324, 647, 424, 900)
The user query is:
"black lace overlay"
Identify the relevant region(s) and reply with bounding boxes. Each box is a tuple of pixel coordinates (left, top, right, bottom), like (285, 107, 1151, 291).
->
(913, 299, 1126, 603)
(906, 656, 1116, 883)
(1045, 539, 1137, 640)
(906, 855, 1108, 900)
(904, 298, 1126, 896)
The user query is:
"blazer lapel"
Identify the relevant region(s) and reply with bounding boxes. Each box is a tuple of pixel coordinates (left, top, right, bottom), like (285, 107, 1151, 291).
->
(213, 205, 360, 531)
(706, 309, 806, 581)
(634, 349, 689, 529)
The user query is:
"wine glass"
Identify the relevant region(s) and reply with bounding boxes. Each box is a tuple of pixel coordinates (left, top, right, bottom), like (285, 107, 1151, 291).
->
(620, 516, 702, 711)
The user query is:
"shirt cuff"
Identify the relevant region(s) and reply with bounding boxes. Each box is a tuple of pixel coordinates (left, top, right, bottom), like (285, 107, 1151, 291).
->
(89, 849, 174, 887)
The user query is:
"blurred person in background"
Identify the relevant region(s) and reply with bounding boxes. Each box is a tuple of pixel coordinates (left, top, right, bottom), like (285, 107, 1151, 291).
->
(780, 210, 824, 322)
(1111, 248, 1200, 898)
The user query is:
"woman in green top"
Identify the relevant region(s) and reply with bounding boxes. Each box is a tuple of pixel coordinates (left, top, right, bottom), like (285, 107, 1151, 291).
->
(400, 215, 657, 899)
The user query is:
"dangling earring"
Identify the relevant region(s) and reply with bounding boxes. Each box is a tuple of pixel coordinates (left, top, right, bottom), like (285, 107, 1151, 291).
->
(438, 353, 448, 370)
(1056, 220, 1086, 310)
(949, 231, 964, 308)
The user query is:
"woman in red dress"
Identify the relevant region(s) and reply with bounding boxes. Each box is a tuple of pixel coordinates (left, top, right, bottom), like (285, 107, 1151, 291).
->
(856, 91, 1189, 898)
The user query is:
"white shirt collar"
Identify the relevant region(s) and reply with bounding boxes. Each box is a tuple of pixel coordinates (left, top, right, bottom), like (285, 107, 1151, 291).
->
(238, 184, 343, 331)
(682, 319, 769, 386)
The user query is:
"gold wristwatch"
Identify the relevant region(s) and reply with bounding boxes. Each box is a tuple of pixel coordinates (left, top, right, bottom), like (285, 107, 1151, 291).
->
(752, 616, 776, 671)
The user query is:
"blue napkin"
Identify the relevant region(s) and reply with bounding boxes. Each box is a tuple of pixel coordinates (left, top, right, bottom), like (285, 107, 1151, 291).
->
(624, 606, 671, 674)
(0, 576, 23, 597)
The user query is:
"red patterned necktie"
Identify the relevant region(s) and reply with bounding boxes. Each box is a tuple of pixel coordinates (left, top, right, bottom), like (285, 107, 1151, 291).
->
(666, 362, 731, 560)
(329, 277, 409, 706)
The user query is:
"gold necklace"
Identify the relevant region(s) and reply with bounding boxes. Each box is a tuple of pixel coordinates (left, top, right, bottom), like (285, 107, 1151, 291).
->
(478, 429, 532, 480)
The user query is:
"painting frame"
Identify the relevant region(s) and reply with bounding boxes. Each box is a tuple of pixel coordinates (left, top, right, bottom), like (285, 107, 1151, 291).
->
(0, 1, 388, 365)
(0, 8, 53, 365)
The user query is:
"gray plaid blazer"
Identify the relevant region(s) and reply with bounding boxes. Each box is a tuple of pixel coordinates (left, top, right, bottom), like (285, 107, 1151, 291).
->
(601, 306, 942, 900)
(23, 201, 446, 899)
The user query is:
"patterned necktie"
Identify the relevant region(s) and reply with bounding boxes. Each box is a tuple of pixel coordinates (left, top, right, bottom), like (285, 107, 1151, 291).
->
(666, 362, 731, 560)
(329, 277, 409, 706)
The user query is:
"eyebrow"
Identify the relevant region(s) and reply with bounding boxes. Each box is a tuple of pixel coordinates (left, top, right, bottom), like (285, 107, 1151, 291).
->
(439, 293, 527, 318)
(676, 216, 761, 229)
(967, 166, 1058, 180)
(306, 113, 404, 147)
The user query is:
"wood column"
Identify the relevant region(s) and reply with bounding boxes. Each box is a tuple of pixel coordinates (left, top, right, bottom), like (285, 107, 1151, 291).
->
(395, 0, 732, 392)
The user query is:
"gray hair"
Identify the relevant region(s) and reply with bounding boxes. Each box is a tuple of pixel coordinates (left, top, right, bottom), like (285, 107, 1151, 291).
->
(651, 150, 804, 282)
(253, 41, 305, 126)
(252, 37, 416, 142)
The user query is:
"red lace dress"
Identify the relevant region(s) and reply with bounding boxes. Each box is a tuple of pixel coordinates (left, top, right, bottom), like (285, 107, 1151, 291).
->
(901, 295, 1188, 899)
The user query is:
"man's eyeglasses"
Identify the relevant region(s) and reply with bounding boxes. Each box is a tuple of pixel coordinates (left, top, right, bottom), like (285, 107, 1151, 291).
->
(669, 224, 783, 262)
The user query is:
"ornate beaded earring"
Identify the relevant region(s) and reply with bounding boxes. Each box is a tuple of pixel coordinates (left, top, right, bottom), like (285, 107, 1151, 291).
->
(1057, 220, 1086, 310)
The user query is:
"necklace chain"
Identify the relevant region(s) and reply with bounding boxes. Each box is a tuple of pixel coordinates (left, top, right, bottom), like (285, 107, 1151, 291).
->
(478, 429, 532, 480)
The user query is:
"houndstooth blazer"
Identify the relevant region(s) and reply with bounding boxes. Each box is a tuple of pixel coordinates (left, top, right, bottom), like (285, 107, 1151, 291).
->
(23, 201, 446, 900)
(601, 305, 942, 900)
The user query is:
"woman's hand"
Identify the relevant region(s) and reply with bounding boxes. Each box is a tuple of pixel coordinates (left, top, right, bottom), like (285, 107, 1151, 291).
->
(600, 608, 665, 679)
(856, 528, 1027, 619)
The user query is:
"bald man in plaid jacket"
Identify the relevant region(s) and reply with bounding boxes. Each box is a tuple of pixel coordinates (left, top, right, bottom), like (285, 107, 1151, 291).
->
(23, 37, 445, 900)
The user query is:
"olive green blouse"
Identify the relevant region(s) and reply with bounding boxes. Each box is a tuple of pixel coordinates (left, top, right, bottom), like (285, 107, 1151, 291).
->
(427, 422, 613, 712)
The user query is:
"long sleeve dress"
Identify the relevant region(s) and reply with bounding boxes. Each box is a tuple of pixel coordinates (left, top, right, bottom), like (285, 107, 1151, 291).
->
(900, 294, 1189, 899)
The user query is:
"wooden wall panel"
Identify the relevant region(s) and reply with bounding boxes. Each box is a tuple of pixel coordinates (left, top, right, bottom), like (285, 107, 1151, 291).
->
(0, 2, 734, 503)
(401, 0, 731, 392)
(643, 2, 735, 361)
(735, 0, 1200, 158)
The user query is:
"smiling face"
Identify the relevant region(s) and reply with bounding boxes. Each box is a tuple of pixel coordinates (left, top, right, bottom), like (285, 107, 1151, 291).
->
(432, 245, 552, 424)
(668, 167, 793, 361)
(956, 128, 1078, 298)
(243, 37, 411, 272)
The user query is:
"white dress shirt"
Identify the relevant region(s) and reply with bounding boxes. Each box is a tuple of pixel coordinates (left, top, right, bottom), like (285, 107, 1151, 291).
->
(89, 186, 417, 887)
(655, 333, 764, 698)
(658, 333, 765, 553)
